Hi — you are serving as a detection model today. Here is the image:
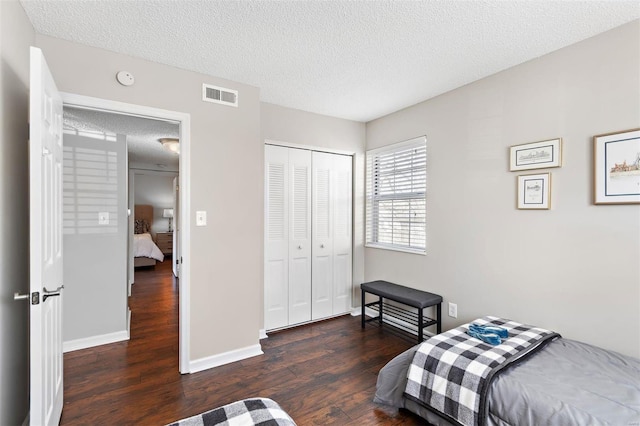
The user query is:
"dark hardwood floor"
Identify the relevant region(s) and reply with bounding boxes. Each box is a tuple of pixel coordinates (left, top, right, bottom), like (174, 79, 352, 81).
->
(60, 260, 428, 425)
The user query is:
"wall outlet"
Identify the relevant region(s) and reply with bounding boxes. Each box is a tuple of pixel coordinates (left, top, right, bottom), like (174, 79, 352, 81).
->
(448, 302, 458, 318)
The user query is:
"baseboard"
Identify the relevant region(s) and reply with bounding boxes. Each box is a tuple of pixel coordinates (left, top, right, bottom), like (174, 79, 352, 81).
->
(259, 329, 268, 340)
(127, 308, 132, 339)
(350, 307, 361, 316)
(63, 330, 129, 353)
(189, 344, 263, 374)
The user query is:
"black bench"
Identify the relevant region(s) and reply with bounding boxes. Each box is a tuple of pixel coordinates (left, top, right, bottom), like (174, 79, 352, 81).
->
(361, 280, 442, 343)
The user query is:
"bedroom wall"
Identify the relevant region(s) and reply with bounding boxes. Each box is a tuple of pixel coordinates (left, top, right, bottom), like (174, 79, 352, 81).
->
(62, 133, 129, 344)
(0, 1, 33, 424)
(133, 171, 178, 237)
(260, 102, 366, 323)
(35, 34, 263, 364)
(364, 20, 640, 358)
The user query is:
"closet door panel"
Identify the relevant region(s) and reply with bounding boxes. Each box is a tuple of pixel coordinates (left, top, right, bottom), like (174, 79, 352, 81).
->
(265, 260, 288, 329)
(311, 254, 332, 319)
(288, 149, 312, 325)
(312, 152, 333, 320)
(289, 256, 311, 323)
(332, 252, 351, 314)
(264, 145, 289, 330)
(332, 154, 352, 315)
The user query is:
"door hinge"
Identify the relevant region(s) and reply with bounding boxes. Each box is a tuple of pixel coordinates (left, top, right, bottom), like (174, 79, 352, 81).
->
(31, 292, 40, 305)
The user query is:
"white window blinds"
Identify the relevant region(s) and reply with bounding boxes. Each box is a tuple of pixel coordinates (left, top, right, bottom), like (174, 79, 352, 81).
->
(366, 136, 426, 254)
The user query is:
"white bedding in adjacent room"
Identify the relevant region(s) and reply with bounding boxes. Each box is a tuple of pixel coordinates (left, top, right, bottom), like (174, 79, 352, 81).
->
(134, 233, 164, 262)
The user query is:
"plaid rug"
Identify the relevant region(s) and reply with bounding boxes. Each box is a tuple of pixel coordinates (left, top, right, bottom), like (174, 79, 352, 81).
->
(167, 398, 297, 426)
(404, 316, 559, 426)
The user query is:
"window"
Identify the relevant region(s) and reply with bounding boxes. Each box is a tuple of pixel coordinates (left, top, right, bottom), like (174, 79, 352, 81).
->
(365, 136, 426, 254)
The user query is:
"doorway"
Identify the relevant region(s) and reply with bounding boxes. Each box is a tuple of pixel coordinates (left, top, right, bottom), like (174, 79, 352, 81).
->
(61, 93, 191, 373)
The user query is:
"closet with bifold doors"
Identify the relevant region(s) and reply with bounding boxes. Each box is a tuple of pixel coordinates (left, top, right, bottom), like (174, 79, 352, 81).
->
(264, 144, 352, 331)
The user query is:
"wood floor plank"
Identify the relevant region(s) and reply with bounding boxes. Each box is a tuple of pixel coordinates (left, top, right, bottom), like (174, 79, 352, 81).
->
(60, 260, 429, 425)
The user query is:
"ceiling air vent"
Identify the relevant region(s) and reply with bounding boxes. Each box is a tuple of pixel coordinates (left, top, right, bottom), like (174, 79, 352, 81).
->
(202, 83, 238, 107)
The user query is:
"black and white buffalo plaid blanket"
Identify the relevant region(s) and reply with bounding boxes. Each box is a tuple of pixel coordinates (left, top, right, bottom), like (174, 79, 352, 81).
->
(404, 316, 560, 426)
(167, 398, 297, 426)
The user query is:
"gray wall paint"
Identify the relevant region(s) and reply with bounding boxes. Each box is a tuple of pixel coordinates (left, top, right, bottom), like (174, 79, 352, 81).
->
(0, 1, 33, 424)
(63, 134, 128, 342)
(260, 102, 366, 322)
(133, 171, 177, 237)
(36, 34, 262, 360)
(365, 20, 640, 358)
(2, 16, 633, 418)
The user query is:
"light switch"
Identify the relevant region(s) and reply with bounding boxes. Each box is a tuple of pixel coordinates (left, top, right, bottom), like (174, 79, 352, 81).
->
(98, 212, 110, 225)
(196, 211, 207, 226)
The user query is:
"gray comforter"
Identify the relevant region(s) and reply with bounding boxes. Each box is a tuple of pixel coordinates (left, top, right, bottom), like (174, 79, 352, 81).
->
(375, 338, 640, 426)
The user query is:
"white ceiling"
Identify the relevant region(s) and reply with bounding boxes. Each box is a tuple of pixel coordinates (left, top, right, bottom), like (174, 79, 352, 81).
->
(22, 1, 640, 122)
(64, 107, 180, 169)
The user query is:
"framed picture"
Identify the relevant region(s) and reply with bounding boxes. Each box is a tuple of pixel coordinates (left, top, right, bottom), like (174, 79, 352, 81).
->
(517, 173, 551, 210)
(593, 128, 640, 205)
(510, 138, 562, 171)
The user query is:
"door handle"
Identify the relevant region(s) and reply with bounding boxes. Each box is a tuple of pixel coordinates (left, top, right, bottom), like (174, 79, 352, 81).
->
(44, 284, 64, 293)
(14, 292, 29, 301)
(43, 293, 61, 302)
(43, 285, 64, 302)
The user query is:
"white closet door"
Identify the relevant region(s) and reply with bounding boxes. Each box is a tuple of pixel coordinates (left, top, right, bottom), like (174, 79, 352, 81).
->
(288, 149, 312, 324)
(332, 154, 352, 315)
(264, 145, 289, 330)
(311, 152, 334, 320)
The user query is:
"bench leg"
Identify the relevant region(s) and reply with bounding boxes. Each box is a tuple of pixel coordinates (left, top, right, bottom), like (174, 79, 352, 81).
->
(361, 289, 365, 329)
(418, 307, 424, 343)
(378, 297, 383, 325)
(437, 303, 442, 334)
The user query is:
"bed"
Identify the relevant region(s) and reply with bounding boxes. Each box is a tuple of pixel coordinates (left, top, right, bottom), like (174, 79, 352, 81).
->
(375, 316, 640, 426)
(133, 204, 165, 268)
(166, 398, 296, 426)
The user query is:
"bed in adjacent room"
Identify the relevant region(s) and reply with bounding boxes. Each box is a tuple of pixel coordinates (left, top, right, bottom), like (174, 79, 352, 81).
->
(375, 316, 640, 426)
(133, 204, 165, 267)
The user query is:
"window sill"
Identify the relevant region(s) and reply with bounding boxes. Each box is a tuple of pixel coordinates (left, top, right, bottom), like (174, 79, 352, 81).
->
(365, 243, 426, 256)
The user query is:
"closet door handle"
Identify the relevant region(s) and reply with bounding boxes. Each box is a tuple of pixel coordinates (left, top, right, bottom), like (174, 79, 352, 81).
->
(320, 244, 325, 248)
(297, 245, 302, 249)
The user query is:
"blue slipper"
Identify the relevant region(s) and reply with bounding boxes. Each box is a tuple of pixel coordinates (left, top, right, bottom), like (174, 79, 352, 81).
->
(469, 323, 509, 339)
(467, 328, 502, 345)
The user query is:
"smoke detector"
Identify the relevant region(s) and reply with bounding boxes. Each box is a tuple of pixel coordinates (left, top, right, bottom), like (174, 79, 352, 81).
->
(116, 71, 135, 86)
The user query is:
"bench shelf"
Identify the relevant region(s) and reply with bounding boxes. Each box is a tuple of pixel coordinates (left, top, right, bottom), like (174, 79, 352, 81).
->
(364, 301, 439, 340)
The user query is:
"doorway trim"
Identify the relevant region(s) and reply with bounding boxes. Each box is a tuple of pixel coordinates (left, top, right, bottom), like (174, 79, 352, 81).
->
(61, 92, 191, 374)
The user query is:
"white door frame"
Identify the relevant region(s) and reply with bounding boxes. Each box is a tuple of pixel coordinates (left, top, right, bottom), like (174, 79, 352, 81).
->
(61, 92, 192, 374)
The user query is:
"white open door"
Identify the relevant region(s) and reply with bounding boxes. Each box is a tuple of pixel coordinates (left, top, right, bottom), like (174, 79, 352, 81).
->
(29, 46, 64, 426)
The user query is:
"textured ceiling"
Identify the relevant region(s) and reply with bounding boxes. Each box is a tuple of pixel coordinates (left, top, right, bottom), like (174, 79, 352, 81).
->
(22, 1, 640, 122)
(64, 107, 180, 169)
